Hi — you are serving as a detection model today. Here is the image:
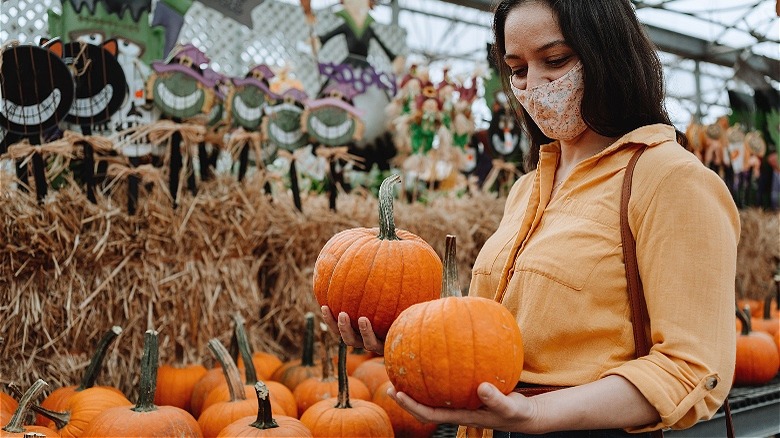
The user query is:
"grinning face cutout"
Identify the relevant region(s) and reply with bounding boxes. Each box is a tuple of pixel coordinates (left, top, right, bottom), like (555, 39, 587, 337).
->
(0, 42, 75, 135)
(56, 39, 128, 126)
(148, 71, 211, 119)
(263, 99, 307, 152)
(228, 84, 272, 130)
(303, 98, 362, 147)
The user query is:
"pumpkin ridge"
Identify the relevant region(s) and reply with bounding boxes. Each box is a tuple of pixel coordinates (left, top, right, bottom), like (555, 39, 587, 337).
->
(418, 302, 436, 406)
(355, 238, 385, 322)
(466, 299, 480, 408)
(329, 234, 374, 313)
(368, 241, 397, 332)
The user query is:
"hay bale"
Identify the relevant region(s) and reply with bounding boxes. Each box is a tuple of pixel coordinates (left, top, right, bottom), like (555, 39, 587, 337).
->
(736, 209, 780, 300)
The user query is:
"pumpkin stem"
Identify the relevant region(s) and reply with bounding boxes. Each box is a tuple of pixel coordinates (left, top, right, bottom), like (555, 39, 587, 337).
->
(302, 312, 316, 367)
(2, 379, 47, 433)
(763, 295, 773, 320)
(334, 340, 351, 409)
(320, 323, 335, 381)
(441, 235, 462, 298)
(8, 384, 69, 430)
(377, 174, 401, 241)
(249, 381, 279, 430)
(78, 325, 122, 391)
(133, 330, 160, 413)
(234, 314, 259, 385)
(736, 305, 751, 336)
(208, 338, 247, 402)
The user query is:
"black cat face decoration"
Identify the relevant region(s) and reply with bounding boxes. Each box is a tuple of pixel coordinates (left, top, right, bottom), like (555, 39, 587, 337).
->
(0, 41, 75, 136)
(58, 39, 128, 126)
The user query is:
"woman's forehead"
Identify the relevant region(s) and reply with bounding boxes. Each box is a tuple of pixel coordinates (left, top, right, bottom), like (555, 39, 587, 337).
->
(503, 4, 565, 56)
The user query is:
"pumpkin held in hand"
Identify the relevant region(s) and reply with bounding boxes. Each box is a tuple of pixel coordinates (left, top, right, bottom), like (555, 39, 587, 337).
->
(313, 174, 442, 339)
(384, 237, 524, 409)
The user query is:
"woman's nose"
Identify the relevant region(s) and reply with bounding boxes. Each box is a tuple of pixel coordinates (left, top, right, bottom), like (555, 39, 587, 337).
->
(525, 68, 547, 90)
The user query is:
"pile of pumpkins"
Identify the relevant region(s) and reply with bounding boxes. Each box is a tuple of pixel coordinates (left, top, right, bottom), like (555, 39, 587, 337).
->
(734, 295, 780, 387)
(2, 174, 524, 437)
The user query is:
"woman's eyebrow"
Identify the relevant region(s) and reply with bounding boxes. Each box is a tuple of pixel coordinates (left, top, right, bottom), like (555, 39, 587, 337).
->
(504, 39, 568, 61)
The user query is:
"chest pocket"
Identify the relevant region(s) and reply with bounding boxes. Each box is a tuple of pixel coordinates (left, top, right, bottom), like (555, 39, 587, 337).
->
(515, 200, 621, 291)
(472, 221, 520, 276)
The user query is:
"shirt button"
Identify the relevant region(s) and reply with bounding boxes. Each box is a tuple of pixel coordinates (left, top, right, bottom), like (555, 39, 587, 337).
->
(705, 377, 718, 390)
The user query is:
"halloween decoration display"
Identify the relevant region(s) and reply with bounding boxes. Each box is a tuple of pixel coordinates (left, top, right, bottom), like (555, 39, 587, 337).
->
(226, 64, 277, 182)
(0, 40, 75, 201)
(262, 87, 309, 211)
(145, 43, 214, 206)
(301, 83, 364, 210)
(313, 174, 443, 339)
(56, 39, 128, 202)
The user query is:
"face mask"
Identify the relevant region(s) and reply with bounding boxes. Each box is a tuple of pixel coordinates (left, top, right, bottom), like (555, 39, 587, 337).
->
(511, 62, 587, 141)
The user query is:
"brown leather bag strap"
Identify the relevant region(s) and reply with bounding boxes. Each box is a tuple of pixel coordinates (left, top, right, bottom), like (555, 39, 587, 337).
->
(621, 145, 734, 438)
(621, 145, 651, 358)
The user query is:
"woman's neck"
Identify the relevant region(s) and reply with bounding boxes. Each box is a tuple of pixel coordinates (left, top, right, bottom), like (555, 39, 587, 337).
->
(558, 129, 618, 170)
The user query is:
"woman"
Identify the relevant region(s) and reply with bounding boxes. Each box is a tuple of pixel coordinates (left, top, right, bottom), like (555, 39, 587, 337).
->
(321, 1, 740, 436)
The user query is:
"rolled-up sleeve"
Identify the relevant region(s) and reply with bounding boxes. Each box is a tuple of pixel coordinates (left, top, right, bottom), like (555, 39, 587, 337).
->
(600, 159, 740, 431)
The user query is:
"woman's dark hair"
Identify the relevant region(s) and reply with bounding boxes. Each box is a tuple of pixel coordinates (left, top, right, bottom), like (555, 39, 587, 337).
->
(492, 0, 686, 169)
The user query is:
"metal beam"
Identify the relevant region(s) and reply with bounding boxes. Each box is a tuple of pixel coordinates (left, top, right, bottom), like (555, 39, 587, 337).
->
(435, 0, 779, 81)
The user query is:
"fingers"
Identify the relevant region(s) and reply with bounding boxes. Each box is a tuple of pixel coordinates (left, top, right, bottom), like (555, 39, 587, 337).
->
(357, 317, 384, 355)
(320, 306, 340, 334)
(477, 382, 517, 418)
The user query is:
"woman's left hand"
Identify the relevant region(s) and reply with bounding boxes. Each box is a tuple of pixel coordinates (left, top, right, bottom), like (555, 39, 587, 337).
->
(387, 382, 543, 433)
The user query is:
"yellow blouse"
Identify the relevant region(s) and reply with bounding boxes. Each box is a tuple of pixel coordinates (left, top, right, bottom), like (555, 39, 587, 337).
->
(469, 124, 740, 432)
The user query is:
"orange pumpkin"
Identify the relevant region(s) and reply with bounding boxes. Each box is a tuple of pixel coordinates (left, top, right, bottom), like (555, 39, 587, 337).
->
(39, 387, 132, 437)
(299, 341, 393, 437)
(2, 380, 58, 437)
(385, 236, 524, 409)
(294, 326, 370, 416)
(352, 357, 390, 397)
(155, 363, 207, 413)
(271, 313, 321, 391)
(734, 307, 780, 386)
(751, 296, 780, 336)
(217, 382, 312, 437)
(81, 330, 202, 437)
(372, 380, 437, 438)
(37, 326, 124, 425)
(198, 339, 259, 437)
(0, 392, 17, 418)
(313, 174, 443, 339)
(191, 367, 228, 418)
(246, 352, 283, 381)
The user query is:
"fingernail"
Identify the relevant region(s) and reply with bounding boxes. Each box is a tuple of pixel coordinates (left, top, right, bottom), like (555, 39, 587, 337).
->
(359, 319, 368, 330)
(320, 306, 328, 315)
(338, 313, 347, 325)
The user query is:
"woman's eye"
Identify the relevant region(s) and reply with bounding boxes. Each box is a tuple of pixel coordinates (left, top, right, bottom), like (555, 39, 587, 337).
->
(511, 67, 526, 78)
(548, 56, 570, 66)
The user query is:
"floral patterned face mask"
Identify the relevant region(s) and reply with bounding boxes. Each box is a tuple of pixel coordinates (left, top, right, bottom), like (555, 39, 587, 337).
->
(511, 62, 587, 141)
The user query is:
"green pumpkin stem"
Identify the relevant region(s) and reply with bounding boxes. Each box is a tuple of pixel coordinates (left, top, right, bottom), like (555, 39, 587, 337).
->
(320, 323, 335, 381)
(441, 235, 462, 298)
(2, 379, 47, 433)
(8, 383, 70, 430)
(335, 340, 351, 409)
(736, 305, 752, 336)
(234, 314, 259, 385)
(78, 326, 122, 391)
(133, 330, 160, 413)
(377, 174, 401, 241)
(208, 338, 247, 402)
(302, 312, 316, 367)
(249, 381, 279, 430)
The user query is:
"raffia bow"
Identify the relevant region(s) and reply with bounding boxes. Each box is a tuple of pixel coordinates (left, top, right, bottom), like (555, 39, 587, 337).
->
(315, 146, 363, 166)
(482, 159, 522, 192)
(227, 129, 264, 163)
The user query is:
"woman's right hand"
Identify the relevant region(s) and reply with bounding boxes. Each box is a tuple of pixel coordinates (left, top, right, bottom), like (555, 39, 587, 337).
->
(320, 306, 385, 355)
